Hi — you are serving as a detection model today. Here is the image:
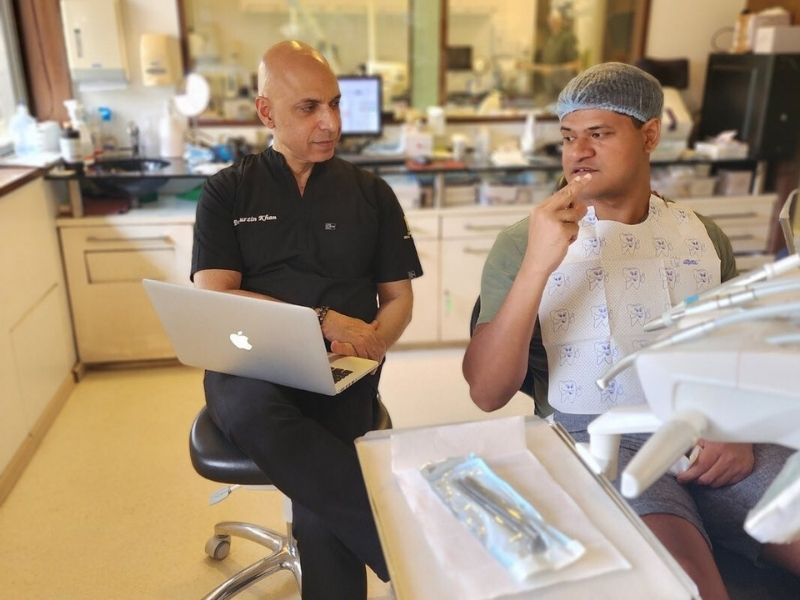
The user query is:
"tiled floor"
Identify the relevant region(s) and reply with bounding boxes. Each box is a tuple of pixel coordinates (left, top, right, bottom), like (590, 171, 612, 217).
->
(0, 347, 532, 599)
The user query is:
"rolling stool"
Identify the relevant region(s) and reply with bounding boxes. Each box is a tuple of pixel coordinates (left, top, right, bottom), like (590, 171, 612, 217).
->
(189, 398, 393, 599)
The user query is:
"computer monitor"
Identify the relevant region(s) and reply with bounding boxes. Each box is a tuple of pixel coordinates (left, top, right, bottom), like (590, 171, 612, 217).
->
(338, 75, 383, 138)
(446, 46, 473, 71)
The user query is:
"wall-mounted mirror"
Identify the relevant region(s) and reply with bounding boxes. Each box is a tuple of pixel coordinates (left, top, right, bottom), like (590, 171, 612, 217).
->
(179, 0, 411, 122)
(178, 0, 649, 122)
(444, 0, 650, 115)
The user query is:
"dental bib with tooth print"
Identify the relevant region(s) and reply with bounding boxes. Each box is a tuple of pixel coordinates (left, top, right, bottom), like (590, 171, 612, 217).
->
(539, 195, 720, 414)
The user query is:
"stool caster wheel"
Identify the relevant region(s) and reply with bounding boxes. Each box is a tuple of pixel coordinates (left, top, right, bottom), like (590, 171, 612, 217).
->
(205, 534, 231, 560)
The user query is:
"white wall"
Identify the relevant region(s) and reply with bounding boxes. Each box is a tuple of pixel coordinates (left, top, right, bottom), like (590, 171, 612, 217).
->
(76, 0, 181, 154)
(646, 0, 745, 113)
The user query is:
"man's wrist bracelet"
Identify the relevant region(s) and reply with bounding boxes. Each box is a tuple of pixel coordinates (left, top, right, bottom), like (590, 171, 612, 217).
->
(315, 305, 330, 326)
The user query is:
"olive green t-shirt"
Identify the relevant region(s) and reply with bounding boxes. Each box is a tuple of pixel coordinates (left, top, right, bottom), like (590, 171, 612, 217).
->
(476, 205, 737, 416)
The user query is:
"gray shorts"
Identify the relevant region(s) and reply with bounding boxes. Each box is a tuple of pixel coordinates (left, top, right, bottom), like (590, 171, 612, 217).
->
(554, 410, 794, 563)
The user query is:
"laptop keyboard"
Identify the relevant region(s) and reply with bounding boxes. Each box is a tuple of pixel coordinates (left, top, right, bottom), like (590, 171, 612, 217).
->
(331, 367, 354, 383)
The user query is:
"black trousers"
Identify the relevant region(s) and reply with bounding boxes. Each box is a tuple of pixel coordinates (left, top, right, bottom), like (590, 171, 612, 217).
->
(204, 370, 389, 600)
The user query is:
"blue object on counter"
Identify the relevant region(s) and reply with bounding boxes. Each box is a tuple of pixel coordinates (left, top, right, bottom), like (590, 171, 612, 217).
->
(211, 143, 234, 162)
(184, 143, 215, 165)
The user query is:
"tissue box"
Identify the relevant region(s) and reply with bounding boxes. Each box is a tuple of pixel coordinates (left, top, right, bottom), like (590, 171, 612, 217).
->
(695, 140, 749, 160)
(687, 176, 718, 197)
(716, 170, 753, 196)
(754, 26, 800, 54)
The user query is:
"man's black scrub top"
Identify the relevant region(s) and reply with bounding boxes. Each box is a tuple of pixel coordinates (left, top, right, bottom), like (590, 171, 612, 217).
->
(192, 147, 423, 324)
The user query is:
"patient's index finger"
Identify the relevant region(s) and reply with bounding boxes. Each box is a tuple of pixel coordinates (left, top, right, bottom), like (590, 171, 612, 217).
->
(554, 173, 592, 207)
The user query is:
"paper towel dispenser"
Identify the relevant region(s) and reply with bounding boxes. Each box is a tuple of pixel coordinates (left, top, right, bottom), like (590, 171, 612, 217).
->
(60, 0, 128, 88)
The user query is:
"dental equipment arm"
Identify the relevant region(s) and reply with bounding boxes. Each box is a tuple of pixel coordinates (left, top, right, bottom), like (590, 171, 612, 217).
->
(581, 283, 800, 543)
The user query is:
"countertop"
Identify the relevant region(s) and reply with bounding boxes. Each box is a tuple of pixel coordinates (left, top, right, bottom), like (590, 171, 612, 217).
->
(0, 166, 43, 197)
(45, 157, 206, 182)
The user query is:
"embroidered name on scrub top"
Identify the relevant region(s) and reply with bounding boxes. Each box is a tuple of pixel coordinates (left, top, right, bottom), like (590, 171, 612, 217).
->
(538, 195, 720, 414)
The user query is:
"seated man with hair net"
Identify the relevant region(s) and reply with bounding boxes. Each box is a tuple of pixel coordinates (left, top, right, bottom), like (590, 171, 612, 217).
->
(463, 62, 800, 599)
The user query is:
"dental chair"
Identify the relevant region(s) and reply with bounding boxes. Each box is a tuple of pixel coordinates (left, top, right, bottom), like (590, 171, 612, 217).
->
(469, 264, 800, 598)
(189, 396, 393, 599)
(583, 254, 800, 599)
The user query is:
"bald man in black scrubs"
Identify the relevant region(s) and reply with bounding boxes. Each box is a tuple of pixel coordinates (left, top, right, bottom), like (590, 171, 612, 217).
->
(191, 40, 422, 600)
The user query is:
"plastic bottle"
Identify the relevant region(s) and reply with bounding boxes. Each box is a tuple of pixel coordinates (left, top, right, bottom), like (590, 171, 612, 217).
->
(63, 99, 94, 159)
(474, 126, 491, 163)
(8, 104, 36, 156)
(97, 106, 118, 152)
(158, 100, 187, 158)
(520, 112, 536, 155)
(60, 125, 82, 168)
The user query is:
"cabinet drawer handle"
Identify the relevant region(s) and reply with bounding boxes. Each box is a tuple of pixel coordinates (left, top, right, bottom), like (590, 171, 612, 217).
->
(86, 235, 175, 244)
(463, 246, 491, 255)
(708, 211, 759, 220)
(464, 223, 507, 232)
(728, 234, 755, 241)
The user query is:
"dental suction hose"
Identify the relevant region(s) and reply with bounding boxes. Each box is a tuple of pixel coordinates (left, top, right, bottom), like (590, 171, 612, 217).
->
(644, 276, 800, 332)
(645, 253, 800, 332)
(597, 301, 800, 391)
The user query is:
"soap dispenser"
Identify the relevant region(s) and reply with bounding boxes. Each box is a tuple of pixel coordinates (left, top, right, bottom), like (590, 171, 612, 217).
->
(63, 99, 94, 159)
(158, 100, 187, 158)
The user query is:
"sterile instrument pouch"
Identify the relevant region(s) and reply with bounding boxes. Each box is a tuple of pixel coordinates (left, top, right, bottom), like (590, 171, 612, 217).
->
(421, 453, 585, 581)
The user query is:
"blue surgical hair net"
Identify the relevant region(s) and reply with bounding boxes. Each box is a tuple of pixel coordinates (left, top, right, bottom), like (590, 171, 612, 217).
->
(556, 62, 664, 122)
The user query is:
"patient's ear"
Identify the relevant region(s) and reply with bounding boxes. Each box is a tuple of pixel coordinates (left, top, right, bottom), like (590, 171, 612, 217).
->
(642, 118, 661, 153)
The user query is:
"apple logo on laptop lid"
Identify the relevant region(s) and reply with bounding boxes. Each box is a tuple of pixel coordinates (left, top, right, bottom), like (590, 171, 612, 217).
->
(229, 331, 252, 350)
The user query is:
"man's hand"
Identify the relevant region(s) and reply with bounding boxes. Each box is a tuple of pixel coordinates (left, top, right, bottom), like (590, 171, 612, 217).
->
(676, 440, 755, 488)
(322, 310, 387, 362)
(522, 174, 591, 276)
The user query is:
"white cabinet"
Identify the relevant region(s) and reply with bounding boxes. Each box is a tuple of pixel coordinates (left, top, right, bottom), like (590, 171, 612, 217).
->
(0, 176, 75, 483)
(59, 222, 193, 363)
(400, 213, 439, 344)
(679, 194, 777, 255)
(439, 209, 529, 342)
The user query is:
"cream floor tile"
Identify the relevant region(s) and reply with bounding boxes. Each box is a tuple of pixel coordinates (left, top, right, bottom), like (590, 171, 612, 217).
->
(0, 348, 532, 599)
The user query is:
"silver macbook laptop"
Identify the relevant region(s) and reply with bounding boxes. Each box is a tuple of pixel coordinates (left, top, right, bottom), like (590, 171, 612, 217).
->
(142, 279, 379, 395)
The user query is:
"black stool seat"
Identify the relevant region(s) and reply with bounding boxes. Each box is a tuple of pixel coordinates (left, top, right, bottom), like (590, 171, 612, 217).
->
(188, 397, 391, 598)
(189, 407, 271, 486)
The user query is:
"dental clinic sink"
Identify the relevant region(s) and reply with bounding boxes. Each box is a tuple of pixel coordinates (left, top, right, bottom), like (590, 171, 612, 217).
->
(87, 158, 170, 175)
(83, 158, 171, 199)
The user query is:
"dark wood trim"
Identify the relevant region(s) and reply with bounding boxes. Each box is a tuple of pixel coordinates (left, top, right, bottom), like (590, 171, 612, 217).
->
(13, 0, 72, 123)
(176, 0, 191, 74)
(0, 166, 44, 197)
(634, 0, 652, 61)
(438, 0, 447, 106)
(408, 0, 415, 104)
